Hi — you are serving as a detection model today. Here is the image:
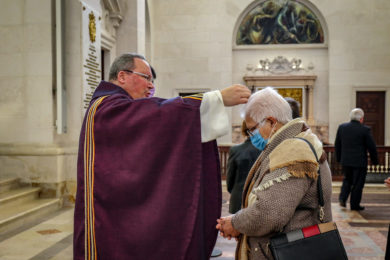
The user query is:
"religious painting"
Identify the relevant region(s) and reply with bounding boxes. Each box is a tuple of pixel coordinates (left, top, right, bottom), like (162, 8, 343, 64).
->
(236, 0, 324, 45)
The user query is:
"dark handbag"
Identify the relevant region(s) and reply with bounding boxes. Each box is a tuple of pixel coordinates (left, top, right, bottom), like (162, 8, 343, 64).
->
(269, 137, 348, 260)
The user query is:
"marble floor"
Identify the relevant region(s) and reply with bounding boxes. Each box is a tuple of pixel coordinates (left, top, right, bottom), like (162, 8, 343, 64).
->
(214, 189, 390, 260)
(0, 184, 389, 260)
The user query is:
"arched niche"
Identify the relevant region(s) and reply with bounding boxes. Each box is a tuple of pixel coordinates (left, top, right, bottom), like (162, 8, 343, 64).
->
(231, 0, 330, 144)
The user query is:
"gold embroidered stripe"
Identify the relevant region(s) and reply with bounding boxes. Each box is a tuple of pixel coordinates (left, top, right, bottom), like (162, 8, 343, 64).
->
(183, 96, 203, 100)
(182, 93, 203, 100)
(84, 96, 107, 260)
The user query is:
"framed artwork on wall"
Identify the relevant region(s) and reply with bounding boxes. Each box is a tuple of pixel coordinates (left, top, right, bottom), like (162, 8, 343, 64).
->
(236, 0, 324, 45)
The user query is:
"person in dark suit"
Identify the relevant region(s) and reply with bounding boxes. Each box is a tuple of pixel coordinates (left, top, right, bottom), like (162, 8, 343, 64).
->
(335, 108, 378, 211)
(226, 121, 261, 214)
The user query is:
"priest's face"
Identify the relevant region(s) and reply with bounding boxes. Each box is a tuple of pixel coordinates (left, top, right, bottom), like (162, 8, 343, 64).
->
(122, 58, 155, 99)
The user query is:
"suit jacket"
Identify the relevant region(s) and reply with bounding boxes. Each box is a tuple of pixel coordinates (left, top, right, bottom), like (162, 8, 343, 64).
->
(335, 120, 378, 167)
(226, 139, 261, 214)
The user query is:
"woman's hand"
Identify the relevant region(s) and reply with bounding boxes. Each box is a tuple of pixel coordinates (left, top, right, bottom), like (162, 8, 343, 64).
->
(216, 216, 240, 240)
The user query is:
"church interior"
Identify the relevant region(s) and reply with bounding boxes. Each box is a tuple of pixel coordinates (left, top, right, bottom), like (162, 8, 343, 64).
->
(0, 0, 390, 259)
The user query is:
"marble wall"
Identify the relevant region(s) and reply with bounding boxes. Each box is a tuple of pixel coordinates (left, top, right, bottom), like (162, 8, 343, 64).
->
(147, 0, 390, 145)
(322, 0, 390, 145)
(1, 0, 390, 196)
(148, 0, 248, 143)
(0, 0, 80, 198)
(116, 0, 146, 56)
(0, 0, 54, 144)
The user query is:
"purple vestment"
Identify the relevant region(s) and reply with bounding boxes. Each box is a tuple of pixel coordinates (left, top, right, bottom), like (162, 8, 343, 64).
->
(74, 81, 222, 260)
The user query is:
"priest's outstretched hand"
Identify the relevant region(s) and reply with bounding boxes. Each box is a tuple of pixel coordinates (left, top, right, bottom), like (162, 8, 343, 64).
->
(220, 84, 251, 106)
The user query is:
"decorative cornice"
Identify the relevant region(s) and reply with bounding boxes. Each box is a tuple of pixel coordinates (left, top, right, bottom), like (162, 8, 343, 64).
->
(243, 75, 317, 88)
(101, 29, 116, 49)
(102, 0, 122, 28)
(243, 75, 317, 80)
(246, 56, 315, 75)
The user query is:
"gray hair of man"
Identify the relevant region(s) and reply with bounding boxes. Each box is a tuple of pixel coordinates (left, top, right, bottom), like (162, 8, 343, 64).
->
(350, 108, 364, 121)
(108, 53, 146, 81)
(245, 87, 292, 126)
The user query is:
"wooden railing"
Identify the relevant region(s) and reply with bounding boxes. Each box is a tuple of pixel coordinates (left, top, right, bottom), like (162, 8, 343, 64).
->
(322, 146, 342, 181)
(218, 145, 231, 180)
(218, 145, 390, 182)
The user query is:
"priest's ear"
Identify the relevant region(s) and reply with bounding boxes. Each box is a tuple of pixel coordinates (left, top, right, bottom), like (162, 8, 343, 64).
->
(117, 70, 128, 84)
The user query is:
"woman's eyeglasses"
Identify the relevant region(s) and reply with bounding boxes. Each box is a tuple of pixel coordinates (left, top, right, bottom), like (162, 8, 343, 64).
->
(246, 123, 259, 137)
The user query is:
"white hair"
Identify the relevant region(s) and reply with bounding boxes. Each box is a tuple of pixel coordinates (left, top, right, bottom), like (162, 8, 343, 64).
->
(350, 108, 364, 121)
(245, 87, 292, 125)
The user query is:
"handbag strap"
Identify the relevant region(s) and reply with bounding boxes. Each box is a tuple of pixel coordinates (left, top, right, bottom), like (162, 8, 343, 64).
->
(294, 137, 325, 222)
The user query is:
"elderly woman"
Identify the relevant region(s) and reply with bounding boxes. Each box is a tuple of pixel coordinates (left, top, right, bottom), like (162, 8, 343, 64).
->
(217, 87, 332, 259)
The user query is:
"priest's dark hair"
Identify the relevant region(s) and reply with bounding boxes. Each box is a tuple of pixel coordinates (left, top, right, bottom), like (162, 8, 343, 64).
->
(109, 53, 146, 81)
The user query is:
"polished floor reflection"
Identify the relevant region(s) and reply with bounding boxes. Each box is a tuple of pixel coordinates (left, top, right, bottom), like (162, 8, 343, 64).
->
(0, 183, 388, 260)
(215, 184, 390, 260)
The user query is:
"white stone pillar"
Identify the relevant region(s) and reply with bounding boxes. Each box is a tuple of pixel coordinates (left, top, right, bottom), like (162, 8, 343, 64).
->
(116, 0, 146, 55)
(307, 85, 315, 125)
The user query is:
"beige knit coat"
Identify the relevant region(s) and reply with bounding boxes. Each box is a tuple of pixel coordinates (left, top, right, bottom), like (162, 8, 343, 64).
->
(231, 119, 333, 260)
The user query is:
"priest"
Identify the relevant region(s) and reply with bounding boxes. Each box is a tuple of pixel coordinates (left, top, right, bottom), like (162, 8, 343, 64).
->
(73, 53, 251, 260)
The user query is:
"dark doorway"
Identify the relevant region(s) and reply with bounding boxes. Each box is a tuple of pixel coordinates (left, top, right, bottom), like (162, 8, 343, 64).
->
(101, 49, 105, 80)
(178, 92, 204, 97)
(356, 91, 385, 145)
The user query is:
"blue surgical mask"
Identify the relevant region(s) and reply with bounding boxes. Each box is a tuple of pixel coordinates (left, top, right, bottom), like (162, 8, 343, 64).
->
(250, 129, 268, 151)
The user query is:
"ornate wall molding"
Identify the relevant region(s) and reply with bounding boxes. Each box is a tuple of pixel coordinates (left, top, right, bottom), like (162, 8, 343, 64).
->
(258, 56, 304, 74)
(101, 30, 116, 50)
(243, 74, 317, 124)
(244, 75, 316, 87)
(102, 0, 122, 28)
(246, 56, 315, 75)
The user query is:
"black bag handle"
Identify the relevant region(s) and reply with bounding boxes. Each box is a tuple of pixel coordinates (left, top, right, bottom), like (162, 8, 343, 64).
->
(294, 137, 325, 222)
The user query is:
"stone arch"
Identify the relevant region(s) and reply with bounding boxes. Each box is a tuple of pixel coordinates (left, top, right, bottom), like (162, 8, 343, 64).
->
(230, 0, 330, 143)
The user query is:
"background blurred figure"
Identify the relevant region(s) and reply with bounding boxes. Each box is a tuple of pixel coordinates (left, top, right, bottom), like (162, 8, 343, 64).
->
(226, 121, 261, 214)
(284, 97, 300, 119)
(335, 108, 378, 211)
